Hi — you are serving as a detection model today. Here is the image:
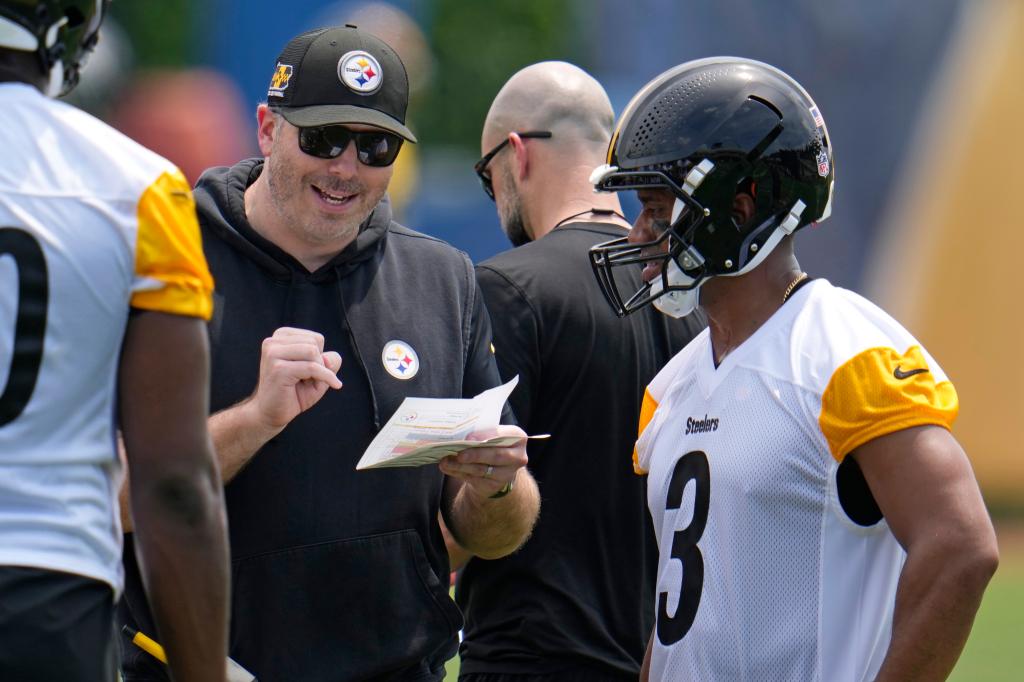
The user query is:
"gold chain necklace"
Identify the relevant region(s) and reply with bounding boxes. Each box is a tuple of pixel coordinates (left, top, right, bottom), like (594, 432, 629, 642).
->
(782, 272, 809, 303)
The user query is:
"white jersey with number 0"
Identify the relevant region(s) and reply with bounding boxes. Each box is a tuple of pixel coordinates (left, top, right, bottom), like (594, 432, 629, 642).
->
(0, 83, 213, 593)
(635, 279, 957, 681)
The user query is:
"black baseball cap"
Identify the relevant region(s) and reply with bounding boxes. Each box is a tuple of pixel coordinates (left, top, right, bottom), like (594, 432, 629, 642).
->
(266, 24, 417, 143)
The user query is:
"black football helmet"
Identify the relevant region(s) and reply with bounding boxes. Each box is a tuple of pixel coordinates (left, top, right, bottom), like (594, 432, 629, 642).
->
(589, 57, 835, 318)
(0, 0, 108, 96)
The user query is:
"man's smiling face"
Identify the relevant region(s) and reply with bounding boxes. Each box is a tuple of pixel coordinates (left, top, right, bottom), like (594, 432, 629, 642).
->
(264, 115, 393, 249)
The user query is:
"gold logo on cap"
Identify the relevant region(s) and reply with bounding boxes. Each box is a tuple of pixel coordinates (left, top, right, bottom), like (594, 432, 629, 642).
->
(268, 63, 293, 96)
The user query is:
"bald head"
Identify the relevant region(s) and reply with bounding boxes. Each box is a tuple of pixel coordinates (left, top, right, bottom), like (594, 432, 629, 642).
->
(483, 61, 614, 159)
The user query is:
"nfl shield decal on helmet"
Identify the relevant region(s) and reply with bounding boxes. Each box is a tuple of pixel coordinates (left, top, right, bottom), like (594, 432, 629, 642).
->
(338, 50, 383, 94)
(817, 149, 830, 177)
(382, 340, 419, 379)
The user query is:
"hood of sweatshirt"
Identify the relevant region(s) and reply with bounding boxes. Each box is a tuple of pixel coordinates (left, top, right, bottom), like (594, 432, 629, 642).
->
(193, 157, 400, 431)
(193, 157, 391, 283)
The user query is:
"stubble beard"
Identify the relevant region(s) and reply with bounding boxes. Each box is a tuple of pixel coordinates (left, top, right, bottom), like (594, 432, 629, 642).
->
(497, 174, 531, 247)
(265, 151, 381, 247)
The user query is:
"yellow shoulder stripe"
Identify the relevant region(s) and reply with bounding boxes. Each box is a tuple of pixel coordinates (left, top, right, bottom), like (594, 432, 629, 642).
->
(819, 345, 958, 461)
(131, 169, 214, 320)
(633, 387, 659, 475)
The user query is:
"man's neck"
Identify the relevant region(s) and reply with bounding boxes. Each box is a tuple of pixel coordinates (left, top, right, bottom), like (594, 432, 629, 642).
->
(521, 159, 628, 241)
(0, 50, 47, 92)
(700, 262, 803, 366)
(530, 195, 629, 241)
(0, 72, 45, 92)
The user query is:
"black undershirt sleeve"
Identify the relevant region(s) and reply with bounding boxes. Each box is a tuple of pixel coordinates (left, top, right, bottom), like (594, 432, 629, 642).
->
(463, 274, 518, 426)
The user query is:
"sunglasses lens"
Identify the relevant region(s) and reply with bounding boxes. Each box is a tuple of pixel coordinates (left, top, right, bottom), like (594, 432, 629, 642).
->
(298, 126, 403, 166)
(355, 132, 403, 167)
(298, 126, 352, 159)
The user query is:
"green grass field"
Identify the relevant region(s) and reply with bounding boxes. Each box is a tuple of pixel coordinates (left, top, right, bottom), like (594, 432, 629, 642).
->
(445, 651, 460, 680)
(444, 524, 1024, 681)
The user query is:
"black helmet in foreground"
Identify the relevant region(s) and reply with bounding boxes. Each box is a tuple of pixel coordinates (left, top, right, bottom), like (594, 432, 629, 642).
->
(589, 57, 835, 318)
(0, 0, 109, 96)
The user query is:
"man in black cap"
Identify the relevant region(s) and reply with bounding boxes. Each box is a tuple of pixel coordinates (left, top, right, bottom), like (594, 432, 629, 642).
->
(117, 25, 540, 682)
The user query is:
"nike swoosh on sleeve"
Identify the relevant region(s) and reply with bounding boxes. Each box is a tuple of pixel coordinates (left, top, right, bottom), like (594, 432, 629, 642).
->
(893, 366, 929, 380)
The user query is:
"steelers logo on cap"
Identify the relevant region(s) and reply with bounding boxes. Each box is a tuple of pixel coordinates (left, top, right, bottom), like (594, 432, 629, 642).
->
(382, 340, 419, 380)
(338, 50, 383, 95)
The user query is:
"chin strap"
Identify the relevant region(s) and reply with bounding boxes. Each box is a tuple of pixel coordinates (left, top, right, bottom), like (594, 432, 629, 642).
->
(727, 197, 809, 278)
(43, 61, 64, 97)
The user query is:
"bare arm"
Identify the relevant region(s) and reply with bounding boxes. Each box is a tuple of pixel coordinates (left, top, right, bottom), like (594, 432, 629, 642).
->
(640, 626, 654, 681)
(121, 326, 342, 531)
(439, 512, 474, 571)
(120, 311, 229, 682)
(854, 425, 999, 681)
(439, 425, 540, 559)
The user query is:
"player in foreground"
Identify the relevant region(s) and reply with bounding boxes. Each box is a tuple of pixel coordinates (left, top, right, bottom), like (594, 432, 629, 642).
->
(589, 57, 999, 681)
(0, 2, 229, 680)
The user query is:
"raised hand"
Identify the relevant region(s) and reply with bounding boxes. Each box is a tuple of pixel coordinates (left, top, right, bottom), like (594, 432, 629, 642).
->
(250, 327, 343, 431)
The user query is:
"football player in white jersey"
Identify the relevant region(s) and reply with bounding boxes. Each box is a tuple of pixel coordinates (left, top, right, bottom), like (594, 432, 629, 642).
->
(0, 2, 229, 680)
(588, 58, 998, 682)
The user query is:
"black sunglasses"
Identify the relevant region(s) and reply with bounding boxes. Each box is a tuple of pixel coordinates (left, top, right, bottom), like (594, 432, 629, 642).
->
(298, 125, 404, 167)
(474, 131, 552, 199)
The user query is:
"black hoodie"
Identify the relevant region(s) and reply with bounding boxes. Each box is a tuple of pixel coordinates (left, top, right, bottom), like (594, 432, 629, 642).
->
(119, 159, 507, 682)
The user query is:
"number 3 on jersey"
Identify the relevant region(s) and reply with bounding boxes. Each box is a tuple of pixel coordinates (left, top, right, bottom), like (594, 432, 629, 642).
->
(657, 450, 710, 645)
(0, 227, 49, 427)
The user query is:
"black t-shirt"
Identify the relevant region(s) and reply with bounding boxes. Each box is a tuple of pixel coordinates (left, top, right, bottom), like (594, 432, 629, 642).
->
(457, 221, 705, 677)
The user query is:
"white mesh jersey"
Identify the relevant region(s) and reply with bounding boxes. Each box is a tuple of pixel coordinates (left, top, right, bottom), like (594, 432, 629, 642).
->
(635, 279, 958, 682)
(0, 83, 213, 593)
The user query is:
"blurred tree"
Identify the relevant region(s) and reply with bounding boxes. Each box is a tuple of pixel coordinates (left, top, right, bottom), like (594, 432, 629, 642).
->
(109, 0, 193, 68)
(419, 0, 580, 149)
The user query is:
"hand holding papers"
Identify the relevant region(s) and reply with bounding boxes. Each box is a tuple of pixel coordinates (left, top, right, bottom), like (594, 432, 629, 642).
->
(356, 376, 548, 470)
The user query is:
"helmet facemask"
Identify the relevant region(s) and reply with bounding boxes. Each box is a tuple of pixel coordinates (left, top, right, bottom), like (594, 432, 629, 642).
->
(588, 165, 712, 318)
(0, 0, 107, 96)
(588, 57, 835, 319)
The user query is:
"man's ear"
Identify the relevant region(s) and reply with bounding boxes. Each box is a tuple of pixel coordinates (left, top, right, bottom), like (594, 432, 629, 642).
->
(732, 192, 756, 227)
(508, 132, 529, 182)
(256, 104, 277, 156)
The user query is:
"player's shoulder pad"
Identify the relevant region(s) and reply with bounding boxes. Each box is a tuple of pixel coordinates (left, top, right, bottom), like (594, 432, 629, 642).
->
(53, 101, 180, 198)
(792, 283, 957, 460)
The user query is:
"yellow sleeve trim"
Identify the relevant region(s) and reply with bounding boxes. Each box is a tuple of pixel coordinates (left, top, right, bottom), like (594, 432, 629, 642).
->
(819, 345, 959, 461)
(633, 387, 658, 475)
(131, 169, 214, 320)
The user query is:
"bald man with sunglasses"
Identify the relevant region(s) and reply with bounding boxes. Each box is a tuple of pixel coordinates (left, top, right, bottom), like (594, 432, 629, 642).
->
(117, 25, 539, 682)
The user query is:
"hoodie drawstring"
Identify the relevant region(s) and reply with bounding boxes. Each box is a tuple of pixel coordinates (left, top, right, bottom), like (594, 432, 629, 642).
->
(335, 271, 381, 431)
(282, 271, 299, 326)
